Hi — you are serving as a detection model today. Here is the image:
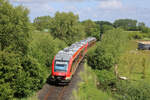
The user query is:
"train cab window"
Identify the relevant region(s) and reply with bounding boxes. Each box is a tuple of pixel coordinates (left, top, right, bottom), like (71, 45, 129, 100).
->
(54, 61, 69, 72)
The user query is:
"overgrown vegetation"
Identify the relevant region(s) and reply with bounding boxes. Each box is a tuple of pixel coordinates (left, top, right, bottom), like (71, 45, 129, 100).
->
(72, 62, 114, 100)
(87, 27, 150, 100)
(88, 28, 129, 70)
(28, 31, 66, 68)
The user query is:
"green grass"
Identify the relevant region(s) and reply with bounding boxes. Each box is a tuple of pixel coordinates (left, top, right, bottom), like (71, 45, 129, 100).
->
(72, 62, 114, 100)
(118, 40, 150, 81)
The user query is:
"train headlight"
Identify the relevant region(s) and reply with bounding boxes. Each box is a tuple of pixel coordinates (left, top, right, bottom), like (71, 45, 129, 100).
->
(51, 75, 54, 78)
(65, 77, 71, 80)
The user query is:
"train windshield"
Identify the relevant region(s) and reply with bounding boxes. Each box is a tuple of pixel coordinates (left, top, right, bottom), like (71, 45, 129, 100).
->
(54, 61, 68, 72)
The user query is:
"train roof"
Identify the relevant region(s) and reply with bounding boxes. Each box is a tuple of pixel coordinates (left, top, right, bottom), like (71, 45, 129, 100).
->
(55, 37, 96, 61)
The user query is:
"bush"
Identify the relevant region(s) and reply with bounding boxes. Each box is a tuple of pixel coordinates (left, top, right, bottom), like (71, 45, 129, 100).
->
(115, 80, 150, 100)
(28, 31, 66, 68)
(14, 56, 47, 98)
(95, 69, 116, 89)
(0, 83, 14, 100)
(0, 51, 47, 98)
(0, 51, 22, 99)
(128, 31, 143, 39)
(72, 63, 114, 100)
(87, 43, 97, 69)
(87, 29, 129, 70)
(82, 20, 100, 40)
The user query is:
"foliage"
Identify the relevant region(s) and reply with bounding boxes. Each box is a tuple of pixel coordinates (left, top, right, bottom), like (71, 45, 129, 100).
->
(33, 16, 52, 31)
(50, 12, 85, 45)
(0, 1, 48, 99)
(114, 19, 138, 31)
(114, 40, 150, 100)
(82, 20, 100, 40)
(128, 31, 144, 39)
(0, 51, 47, 99)
(0, 83, 13, 100)
(102, 25, 114, 33)
(138, 22, 150, 33)
(14, 56, 47, 97)
(95, 21, 113, 34)
(72, 63, 114, 100)
(87, 42, 97, 68)
(95, 69, 116, 89)
(28, 31, 66, 68)
(0, 0, 31, 55)
(88, 29, 129, 70)
(118, 41, 150, 80)
(115, 80, 150, 100)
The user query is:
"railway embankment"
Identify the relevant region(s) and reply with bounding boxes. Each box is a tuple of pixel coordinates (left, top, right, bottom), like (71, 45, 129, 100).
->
(71, 62, 114, 100)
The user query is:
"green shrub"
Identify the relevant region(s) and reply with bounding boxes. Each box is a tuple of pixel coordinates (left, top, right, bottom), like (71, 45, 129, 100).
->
(82, 19, 100, 40)
(115, 80, 150, 100)
(88, 29, 129, 70)
(87, 43, 97, 69)
(0, 51, 47, 98)
(95, 69, 116, 89)
(128, 31, 143, 39)
(0, 83, 14, 100)
(28, 31, 66, 68)
(72, 63, 114, 100)
(14, 56, 47, 98)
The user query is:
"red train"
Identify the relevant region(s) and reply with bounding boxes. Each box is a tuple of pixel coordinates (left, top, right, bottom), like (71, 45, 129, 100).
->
(51, 37, 96, 83)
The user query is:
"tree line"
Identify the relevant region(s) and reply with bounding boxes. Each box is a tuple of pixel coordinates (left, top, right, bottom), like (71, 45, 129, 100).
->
(34, 15, 150, 40)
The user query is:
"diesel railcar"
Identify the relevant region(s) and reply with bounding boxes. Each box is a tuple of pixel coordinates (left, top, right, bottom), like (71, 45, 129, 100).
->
(51, 37, 96, 83)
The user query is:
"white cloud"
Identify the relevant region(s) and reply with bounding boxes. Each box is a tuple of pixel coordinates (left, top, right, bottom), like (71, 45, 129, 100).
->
(99, 0, 123, 9)
(10, 0, 150, 26)
(10, 0, 109, 3)
(10, 0, 84, 3)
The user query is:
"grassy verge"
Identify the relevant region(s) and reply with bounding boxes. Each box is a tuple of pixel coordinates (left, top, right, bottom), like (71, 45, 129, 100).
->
(113, 40, 150, 100)
(118, 40, 150, 81)
(72, 62, 114, 100)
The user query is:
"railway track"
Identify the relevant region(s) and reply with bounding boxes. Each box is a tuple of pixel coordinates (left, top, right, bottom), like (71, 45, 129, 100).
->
(38, 61, 84, 100)
(44, 85, 68, 100)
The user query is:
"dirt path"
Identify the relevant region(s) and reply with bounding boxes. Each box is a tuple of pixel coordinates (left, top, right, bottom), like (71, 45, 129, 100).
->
(37, 61, 84, 100)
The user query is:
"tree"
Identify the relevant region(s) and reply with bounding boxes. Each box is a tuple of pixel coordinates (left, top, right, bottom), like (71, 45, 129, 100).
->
(102, 25, 114, 33)
(114, 19, 138, 31)
(33, 16, 52, 31)
(0, 0, 31, 55)
(82, 19, 100, 40)
(50, 12, 85, 45)
(28, 32, 66, 67)
(95, 21, 113, 34)
(87, 29, 129, 70)
(0, 0, 46, 99)
(138, 22, 150, 33)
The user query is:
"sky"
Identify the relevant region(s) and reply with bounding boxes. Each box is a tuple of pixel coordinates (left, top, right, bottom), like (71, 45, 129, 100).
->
(10, 0, 150, 26)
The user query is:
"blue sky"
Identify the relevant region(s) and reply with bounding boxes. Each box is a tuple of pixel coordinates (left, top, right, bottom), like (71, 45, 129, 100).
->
(10, 0, 150, 26)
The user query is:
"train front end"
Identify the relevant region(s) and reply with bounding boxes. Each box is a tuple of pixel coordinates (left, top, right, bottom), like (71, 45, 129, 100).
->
(51, 53, 72, 83)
